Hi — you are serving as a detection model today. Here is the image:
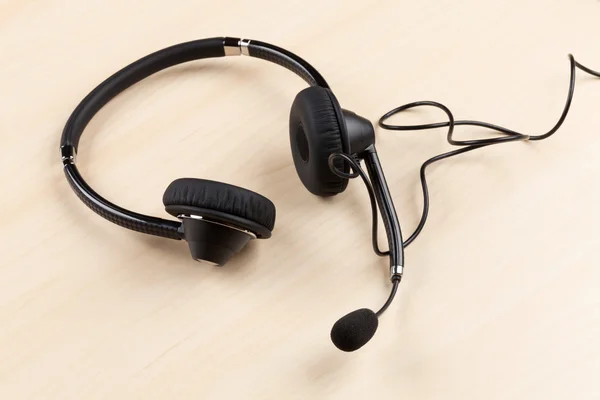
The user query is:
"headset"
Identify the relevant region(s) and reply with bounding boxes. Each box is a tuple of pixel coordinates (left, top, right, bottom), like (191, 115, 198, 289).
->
(61, 37, 599, 352)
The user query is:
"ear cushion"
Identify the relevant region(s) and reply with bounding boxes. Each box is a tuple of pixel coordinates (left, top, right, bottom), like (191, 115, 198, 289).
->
(163, 178, 276, 235)
(289, 87, 350, 197)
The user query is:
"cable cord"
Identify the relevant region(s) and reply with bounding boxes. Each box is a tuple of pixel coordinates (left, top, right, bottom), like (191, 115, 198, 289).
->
(328, 55, 599, 317)
(375, 277, 400, 317)
(329, 153, 389, 256)
(378, 55, 600, 249)
(329, 153, 401, 317)
(334, 55, 600, 257)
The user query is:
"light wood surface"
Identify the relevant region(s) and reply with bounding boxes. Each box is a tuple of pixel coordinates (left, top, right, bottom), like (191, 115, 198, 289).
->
(2, 1, 600, 399)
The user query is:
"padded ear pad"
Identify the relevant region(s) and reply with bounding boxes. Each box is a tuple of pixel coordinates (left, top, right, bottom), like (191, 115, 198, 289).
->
(289, 86, 350, 196)
(163, 178, 276, 238)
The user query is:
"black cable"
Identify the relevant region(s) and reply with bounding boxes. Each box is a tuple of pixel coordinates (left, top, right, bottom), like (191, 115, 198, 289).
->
(328, 55, 599, 318)
(329, 154, 401, 317)
(375, 277, 400, 317)
(329, 153, 389, 256)
(378, 55, 600, 249)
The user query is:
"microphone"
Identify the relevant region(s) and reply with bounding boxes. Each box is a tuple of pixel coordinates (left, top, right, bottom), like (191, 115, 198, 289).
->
(330, 277, 401, 352)
(328, 145, 405, 352)
(331, 308, 379, 352)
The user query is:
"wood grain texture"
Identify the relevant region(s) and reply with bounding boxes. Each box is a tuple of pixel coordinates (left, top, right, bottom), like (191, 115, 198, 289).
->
(1, 0, 599, 398)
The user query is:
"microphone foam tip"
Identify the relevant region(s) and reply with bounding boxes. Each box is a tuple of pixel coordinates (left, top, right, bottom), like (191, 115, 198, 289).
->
(330, 308, 378, 352)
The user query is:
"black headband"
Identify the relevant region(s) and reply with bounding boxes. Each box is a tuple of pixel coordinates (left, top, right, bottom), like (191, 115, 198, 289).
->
(60, 37, 328, 240)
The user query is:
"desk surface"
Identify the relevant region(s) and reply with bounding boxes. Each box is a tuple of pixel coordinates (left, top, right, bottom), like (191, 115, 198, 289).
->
(2, 1, 600, 398)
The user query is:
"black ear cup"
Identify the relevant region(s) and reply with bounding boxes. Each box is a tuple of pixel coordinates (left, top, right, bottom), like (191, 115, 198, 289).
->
(289, 87, 350, 197)
(163, 178, 276, 238)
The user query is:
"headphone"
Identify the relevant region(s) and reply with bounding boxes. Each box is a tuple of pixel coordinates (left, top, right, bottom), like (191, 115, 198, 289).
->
(61, 37, 599, 352)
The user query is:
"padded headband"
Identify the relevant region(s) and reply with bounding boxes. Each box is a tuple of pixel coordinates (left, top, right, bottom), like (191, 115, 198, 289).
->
(60, 37, 329, 240)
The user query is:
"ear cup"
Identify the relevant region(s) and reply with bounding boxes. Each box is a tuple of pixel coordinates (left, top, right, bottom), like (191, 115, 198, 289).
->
(289, 87, 350, 196)
(163, 178, 276, 238)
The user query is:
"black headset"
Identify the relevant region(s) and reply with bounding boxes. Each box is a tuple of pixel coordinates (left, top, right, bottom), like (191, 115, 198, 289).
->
(61, 37, 599, 352)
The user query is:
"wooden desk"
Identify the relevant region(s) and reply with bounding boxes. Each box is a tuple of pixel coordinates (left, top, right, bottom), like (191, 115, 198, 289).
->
(1, 1, 599, 398)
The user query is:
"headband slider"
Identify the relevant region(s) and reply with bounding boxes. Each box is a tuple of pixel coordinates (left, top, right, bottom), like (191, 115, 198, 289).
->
(223, 37, 251, 57)
(61, 145, 77, 165)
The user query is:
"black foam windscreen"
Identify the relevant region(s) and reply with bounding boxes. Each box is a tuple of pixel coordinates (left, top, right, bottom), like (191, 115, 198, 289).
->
(330, 308, 378, 352)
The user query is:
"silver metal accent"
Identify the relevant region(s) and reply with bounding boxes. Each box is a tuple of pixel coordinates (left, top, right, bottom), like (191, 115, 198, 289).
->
(240, 39, 251, 56)
(61, 149, 77, 166)
(195, 258, 220, 266)
(223, 38, 250, 56)
(178, 214, 257, 239)
(224, 44, 241, 56)
(390, 265, 403, 280)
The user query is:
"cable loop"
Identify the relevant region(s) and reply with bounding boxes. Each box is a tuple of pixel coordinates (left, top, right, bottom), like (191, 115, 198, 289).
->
(328, 153, 390, 256)
(330, 56, 600, 259)
(328, 153, 360, 179)
(379, 56, 599, 248)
